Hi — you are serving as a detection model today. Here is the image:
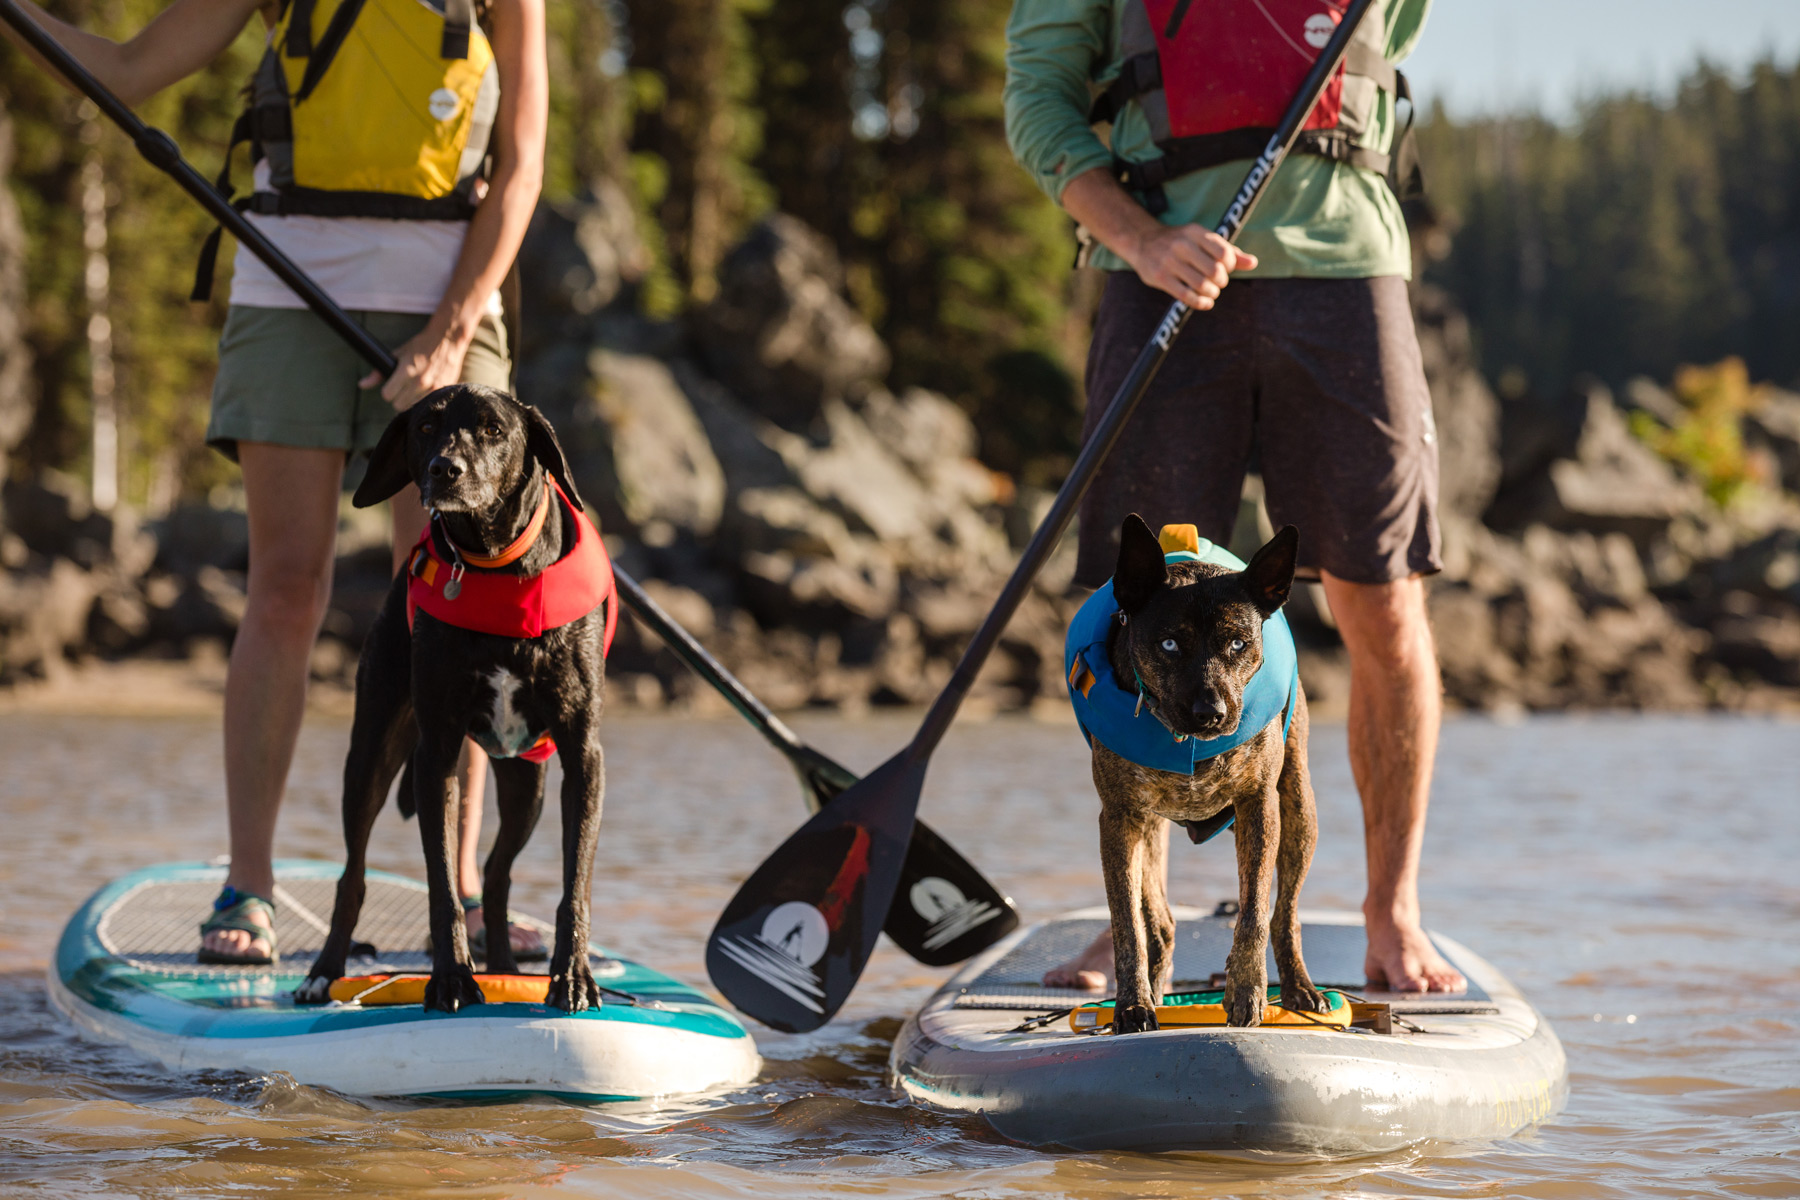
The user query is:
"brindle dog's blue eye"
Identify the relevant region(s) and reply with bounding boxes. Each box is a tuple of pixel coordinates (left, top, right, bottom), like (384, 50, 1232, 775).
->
(1161, 638, 1178, 653)
(1229, 638, 1246, 653)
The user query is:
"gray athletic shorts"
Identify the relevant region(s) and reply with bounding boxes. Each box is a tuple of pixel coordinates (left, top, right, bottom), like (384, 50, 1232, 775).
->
(1075, 273, 1441, 588)
(207, 305, 512, 461)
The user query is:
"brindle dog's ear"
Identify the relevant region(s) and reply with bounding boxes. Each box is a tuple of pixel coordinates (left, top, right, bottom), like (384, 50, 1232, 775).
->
(1243, 525, 1299, 617)
(515, 398, 586, 513)
(353, 408, 415, 508)
(1112, 513, 1169, 615)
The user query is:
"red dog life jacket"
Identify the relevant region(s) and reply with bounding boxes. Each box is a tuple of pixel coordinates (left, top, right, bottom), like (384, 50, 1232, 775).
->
(1090, 0, 1417, 214)
(406, 478, 618, 763)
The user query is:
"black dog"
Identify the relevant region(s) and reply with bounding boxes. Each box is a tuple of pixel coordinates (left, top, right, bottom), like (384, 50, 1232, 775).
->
(295, 383, 613, 1014)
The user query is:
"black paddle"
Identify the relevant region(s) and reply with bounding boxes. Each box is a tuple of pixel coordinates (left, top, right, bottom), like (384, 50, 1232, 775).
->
(604, 583, 1017, 967)
(705, 0, 1382, 1033)
(0, 0, 1019, 969)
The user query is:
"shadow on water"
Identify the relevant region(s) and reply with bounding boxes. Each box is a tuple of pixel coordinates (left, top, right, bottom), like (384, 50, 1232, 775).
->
(1, 712, 1797, 1196)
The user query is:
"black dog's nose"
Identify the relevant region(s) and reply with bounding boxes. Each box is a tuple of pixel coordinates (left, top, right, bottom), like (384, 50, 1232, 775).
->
(1193, 694, 1228, 718)
(427, 455, 464, 482)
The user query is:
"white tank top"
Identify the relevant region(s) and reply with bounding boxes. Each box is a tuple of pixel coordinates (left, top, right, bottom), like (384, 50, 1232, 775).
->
(226, 161, 481, 315)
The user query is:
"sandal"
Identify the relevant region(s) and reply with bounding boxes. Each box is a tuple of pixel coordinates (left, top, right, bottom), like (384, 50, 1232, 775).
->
(426, 894, 548, 962)
(197, 886, 279, 966)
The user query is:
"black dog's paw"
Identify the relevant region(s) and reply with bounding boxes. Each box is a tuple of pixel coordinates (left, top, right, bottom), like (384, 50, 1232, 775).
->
(1224, 975, 1268, 1027)
(545, 961, 602, 1014)
(424, 964, 486, 1013)
(1281, 980, 1329, 1014)
(293, 974, 336, 1005)
(1111, 1003, 1160, 1035)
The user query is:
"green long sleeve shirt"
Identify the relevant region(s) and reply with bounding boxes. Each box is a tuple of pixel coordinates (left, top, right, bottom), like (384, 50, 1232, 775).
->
(1003, 0, 1431, 278)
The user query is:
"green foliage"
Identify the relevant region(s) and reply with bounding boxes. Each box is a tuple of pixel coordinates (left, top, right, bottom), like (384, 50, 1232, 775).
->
(628, 0, 774, 302)
(1629, 356, 1771, 507)
(1418, 58, 1800, 397)
(2, 0, 262, 502)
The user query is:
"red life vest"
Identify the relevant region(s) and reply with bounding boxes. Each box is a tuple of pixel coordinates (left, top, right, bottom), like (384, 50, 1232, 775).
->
(405, 478, 618, 764)
(1090, 0, 1417, 215)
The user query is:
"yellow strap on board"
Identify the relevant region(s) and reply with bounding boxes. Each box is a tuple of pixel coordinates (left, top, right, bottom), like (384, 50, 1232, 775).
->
(329, 973, 552, 1006)
(1069, 992, 1351, 1032)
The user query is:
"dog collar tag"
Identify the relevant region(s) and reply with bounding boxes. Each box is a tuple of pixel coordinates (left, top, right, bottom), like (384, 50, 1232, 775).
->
(443, 563, 465, 601)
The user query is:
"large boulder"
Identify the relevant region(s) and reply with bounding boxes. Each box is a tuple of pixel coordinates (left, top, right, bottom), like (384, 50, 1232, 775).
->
(4, 472, 155, 576)
(694, 216, 889, 430)
(0, 557, 98, 682)
(0, 97, 30, 489)
(514, 179, 650, 358)
(1487, 382, 1701, 546)
(1412, 282, 1500, 522)
(1744, 388, 1800, 493)
(520, 347, 726, 540)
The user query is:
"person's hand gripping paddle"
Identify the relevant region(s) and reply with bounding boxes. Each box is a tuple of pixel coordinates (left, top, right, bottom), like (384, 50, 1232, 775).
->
(0, 0, 1018, 970)
(705, 0, 1382, 1033)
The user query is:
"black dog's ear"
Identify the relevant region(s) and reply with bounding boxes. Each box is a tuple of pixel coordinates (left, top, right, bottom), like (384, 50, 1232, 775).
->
(515, 399, 586, 513)
(1243, 525, 1299, 617)
(1112, 513, 1169, 615)
(353, 408, 414, 508)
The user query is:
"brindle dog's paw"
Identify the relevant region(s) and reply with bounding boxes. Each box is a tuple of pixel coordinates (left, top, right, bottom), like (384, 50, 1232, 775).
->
(546, 960, 602, 1014)
(1224, 976, 1268, 1027)
(1281, 980, 1329, 1014)
(1111, 1003, 1160, 1035)
(293, 974, 336, 1005)
(424, 964, 486, 1013)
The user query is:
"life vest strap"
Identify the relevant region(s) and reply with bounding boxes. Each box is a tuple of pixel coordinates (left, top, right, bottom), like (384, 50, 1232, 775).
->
(1115, 127, 1395, 217)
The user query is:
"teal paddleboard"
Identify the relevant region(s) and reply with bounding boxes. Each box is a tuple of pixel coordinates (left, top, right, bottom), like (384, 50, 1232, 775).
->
(50, 861, 760, 1101)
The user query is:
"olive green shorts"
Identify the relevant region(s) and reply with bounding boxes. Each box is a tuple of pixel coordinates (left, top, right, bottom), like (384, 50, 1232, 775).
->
(207, 305, 512, 461)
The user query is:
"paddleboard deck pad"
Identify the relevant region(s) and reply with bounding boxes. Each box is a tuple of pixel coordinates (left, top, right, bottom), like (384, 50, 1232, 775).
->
(51, 861, 760, 1102)
(890, 906, 1566, 1154)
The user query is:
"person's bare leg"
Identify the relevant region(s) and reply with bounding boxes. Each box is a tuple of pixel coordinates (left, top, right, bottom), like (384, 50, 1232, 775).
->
(1320, 571, 1465, 994)
(391, 486, 541, 959)
(1042, 823, 1171, 989)
(205, 443, 345, 960)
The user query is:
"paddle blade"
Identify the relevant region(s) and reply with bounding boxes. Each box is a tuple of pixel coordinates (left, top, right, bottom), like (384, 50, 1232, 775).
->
(885, 820, 1020, 966)
(789, 742, 1018, 966)
(707, 752, 925, 1032)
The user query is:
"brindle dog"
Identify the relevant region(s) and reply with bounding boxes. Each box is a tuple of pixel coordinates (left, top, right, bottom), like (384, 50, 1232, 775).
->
(1096, 514, 1327, 1033)
(294, 384, 609, 1015)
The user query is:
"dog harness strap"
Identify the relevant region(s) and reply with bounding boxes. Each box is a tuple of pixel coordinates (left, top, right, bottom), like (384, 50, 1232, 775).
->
(1063, 539, 1298, 778)
(406, 479, 617, 648)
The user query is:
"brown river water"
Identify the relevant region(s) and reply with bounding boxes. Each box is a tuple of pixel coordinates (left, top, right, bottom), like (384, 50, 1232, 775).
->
(1, 710, 1796, 1197)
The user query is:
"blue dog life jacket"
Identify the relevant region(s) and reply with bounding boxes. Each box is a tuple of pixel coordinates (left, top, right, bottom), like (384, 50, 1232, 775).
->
(1064, 526, 1299, 782)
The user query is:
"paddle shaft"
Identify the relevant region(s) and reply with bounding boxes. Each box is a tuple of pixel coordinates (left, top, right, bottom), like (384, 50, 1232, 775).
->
(907, 0, 1379, 761)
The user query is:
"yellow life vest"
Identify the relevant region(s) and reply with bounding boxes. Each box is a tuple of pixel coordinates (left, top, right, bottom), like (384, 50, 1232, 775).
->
(193, 0, 498, 298)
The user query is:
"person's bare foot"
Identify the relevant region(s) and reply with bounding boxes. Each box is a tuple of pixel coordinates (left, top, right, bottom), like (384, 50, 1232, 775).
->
(1042, 928, 1114, 990)
(1364, 908, 1465, 993)
(464, 903, 546, 959)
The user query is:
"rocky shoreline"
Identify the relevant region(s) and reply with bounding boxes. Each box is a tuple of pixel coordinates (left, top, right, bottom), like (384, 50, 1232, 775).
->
(3, 197, 1799, 716)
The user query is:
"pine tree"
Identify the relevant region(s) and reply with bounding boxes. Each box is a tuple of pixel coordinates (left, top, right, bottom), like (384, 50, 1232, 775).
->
(628, 0, 772, 302)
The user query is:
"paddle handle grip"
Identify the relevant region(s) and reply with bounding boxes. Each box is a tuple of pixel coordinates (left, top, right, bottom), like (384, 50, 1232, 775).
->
(908, 0, 1380, 757)
(0, 0, 399, 379)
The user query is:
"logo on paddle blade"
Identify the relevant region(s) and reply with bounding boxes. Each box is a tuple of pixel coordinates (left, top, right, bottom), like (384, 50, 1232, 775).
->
(909, 877, 1005, 952)
(715, 901, 830, 1014)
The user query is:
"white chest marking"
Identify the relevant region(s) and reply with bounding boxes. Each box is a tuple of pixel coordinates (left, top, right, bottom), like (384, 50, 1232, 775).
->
(483, 667, 531, 753)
